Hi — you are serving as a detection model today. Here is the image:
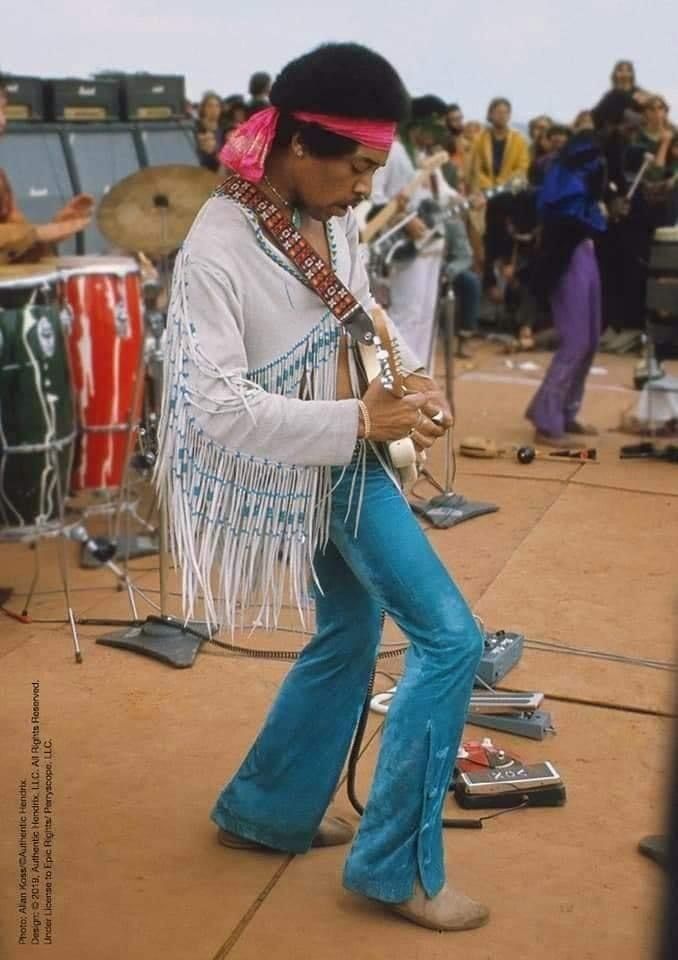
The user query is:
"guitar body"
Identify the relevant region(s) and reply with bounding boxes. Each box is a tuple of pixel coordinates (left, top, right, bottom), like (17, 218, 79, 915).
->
(357, 308, 418, 490)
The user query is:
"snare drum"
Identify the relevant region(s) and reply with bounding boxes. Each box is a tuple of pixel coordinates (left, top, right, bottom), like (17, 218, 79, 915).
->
(59, 256, 144, 491)
(0, 264, 76, 537)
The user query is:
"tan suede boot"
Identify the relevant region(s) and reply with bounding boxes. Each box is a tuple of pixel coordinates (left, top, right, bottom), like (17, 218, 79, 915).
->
(218, 815, 354, 851)
(389, 881, 490, 932)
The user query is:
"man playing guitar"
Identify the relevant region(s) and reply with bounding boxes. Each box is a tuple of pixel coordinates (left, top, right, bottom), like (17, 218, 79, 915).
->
(156, 43, 488, 933)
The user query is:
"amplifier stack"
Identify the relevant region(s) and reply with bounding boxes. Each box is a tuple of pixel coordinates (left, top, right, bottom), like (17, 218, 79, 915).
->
(2, 73, 187, 123)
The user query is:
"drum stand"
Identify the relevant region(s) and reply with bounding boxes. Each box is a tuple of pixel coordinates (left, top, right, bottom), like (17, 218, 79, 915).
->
(0, 525, 83, 664)
(80, 301, 161, 572)
(0, 415, 84, 662)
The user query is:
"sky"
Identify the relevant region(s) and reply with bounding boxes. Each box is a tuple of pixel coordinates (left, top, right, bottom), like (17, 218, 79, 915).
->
(4, 0, 678, 124)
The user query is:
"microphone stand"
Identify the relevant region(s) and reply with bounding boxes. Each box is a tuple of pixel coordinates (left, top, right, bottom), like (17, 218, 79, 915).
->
(82, 197, 214, 667)
(410, 224, 499, 527)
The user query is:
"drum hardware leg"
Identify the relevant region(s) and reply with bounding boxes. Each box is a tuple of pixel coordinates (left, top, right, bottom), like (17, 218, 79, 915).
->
(128, 499, 156, 533)
(53, 531, 82, 663)
(102, 554, 141, 620)
(69, 523, 142, 618)
(50, 439, 83, 664)
(125, 578, 140, 620)
(21, 541, 42, 618)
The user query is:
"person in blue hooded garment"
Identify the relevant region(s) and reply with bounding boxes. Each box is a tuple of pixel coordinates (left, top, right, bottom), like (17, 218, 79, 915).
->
(526, 130, 607, 445)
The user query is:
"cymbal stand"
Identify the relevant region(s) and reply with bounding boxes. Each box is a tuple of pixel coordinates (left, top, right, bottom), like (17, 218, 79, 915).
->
(416, 278, 457, 496)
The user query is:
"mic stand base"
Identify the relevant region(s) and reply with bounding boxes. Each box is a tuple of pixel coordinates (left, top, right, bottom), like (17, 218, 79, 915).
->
(93, 615, 214, 668)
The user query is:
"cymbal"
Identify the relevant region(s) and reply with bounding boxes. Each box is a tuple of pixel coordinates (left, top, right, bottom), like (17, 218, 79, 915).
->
(97, 164, 220, 256)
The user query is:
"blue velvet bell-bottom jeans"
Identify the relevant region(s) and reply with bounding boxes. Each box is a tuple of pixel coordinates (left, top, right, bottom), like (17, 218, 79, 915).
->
(211, 448, 484, 904)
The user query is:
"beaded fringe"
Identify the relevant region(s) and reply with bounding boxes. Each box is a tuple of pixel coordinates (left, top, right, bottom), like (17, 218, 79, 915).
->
(154, 246, 346, 634)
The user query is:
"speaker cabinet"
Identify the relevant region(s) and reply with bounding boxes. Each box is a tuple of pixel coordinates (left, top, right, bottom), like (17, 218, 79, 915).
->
(0, 127, 78, 254)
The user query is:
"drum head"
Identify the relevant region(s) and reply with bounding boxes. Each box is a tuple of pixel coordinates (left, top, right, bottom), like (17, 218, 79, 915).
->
(57, 255, 140, 278)
(0, 260, 60, 290)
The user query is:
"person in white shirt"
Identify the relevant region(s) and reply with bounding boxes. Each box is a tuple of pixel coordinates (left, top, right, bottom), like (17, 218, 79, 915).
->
(370, 95, 453, 371)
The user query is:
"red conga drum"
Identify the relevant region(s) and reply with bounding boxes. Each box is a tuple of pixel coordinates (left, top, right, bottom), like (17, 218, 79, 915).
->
(59, 257, 144, 491)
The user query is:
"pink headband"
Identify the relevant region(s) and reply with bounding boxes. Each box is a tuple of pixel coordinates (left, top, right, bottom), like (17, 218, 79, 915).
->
(218, 106, 395, 183)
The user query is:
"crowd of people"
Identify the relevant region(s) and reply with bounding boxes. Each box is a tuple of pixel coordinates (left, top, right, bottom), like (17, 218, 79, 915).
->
(187, 59, 677, 445)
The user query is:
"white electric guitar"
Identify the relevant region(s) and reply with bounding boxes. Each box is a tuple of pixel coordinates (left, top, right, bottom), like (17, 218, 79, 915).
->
(357, 306, 419, 489)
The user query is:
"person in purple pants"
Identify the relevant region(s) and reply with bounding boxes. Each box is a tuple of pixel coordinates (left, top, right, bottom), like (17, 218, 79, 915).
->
(526, 131, 607, 446)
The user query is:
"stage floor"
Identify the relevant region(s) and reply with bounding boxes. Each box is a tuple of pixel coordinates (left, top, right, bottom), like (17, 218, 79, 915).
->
(1, 343, 675, 960)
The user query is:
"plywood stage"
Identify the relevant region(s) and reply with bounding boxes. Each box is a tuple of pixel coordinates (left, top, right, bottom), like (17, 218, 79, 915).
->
(0, 345, 675, 960)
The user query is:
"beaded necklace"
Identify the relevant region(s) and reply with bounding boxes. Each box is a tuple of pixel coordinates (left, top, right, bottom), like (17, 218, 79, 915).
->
(263, 175, 302, 228)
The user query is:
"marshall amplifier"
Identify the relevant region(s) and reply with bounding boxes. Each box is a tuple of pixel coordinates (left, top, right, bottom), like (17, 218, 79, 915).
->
(46, 78, 120, 122)
(1, 76, 44, 121)
(120, 74, 186, 120)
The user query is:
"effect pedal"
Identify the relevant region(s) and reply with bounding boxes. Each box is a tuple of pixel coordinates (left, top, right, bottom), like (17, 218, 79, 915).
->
(454, 760, 566, 809)
(476, 630, 524, 686)
(469, 708, 554, 741)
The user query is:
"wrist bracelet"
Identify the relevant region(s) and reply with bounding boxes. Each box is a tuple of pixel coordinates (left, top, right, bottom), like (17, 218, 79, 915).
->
(358, 400, 371, 440)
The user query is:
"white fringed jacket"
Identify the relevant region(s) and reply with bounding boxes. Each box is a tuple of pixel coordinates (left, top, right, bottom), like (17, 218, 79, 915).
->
(155, 191, 419, 631)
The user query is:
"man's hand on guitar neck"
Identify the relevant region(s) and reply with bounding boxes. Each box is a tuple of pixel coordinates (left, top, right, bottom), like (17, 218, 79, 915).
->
(358, 378, 451, 449)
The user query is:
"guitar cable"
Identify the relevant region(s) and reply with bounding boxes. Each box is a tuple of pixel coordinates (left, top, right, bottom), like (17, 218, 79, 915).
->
(345, 661, 531, 830)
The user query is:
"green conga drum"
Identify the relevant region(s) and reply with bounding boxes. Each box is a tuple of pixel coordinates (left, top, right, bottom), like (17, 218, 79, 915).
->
(0, 263, 76, 537)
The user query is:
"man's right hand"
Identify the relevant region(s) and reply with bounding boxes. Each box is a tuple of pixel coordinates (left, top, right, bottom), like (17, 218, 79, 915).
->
(360, 379, 446, 449)
(403, 217, 428, 241)
(35, 218, 90, 244)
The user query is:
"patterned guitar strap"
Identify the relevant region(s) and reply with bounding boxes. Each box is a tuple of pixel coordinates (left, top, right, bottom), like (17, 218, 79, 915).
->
(219, 174, 376, 346)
